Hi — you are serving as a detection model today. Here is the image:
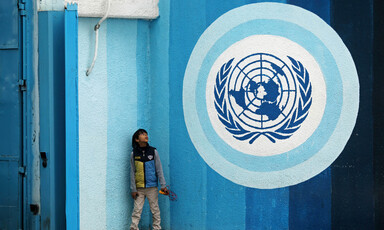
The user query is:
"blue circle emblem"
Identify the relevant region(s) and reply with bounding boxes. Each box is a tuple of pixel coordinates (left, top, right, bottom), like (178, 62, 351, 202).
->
(183, 3, 359, 189)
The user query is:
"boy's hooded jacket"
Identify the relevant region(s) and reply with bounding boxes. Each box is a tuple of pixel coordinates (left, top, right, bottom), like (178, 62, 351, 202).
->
(130, 144, 166, 192)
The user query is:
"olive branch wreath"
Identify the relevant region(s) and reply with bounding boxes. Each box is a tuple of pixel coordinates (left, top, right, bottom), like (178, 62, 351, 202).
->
(214, 56, 312, 144)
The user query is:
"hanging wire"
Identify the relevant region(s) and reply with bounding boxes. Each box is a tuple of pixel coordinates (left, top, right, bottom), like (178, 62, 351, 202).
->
(86, 0, 111, 76)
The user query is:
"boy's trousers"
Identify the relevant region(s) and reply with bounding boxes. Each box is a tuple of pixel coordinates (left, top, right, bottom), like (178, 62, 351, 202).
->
(130, 187, 161, 230)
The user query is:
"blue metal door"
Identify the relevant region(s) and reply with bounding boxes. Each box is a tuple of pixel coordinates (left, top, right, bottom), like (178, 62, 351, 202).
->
(0, 0, 24, 229)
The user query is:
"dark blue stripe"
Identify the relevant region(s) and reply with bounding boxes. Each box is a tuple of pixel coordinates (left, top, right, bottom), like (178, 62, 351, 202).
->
(286, 1, 332, 229)
(288, 0, 330, 23)
(331, 0, 374, 229)
(289, 169, 331, 230)
(39, 11, 67, 229)
(373, 0, 384, 228)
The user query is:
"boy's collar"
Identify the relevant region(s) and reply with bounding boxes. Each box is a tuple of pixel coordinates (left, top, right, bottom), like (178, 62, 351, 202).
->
(137, 143, 149, 149)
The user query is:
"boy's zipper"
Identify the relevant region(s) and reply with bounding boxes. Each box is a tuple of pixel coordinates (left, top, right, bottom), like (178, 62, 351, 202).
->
(143, 150, 146, 187)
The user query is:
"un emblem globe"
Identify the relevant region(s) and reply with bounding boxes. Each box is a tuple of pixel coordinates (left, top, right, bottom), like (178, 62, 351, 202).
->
(228, 53, 297, 130)
(184, 4, 355, 188)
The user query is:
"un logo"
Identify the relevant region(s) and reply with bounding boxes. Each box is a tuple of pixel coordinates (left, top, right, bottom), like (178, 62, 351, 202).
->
(214, 53, 312, 143)
(183, 3, 359, 188)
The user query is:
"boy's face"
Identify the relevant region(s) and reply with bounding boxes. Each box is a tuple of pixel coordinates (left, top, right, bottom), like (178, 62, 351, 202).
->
(135, 132, 148, 146)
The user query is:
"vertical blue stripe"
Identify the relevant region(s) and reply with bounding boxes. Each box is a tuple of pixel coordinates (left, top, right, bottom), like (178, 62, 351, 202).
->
(65, 4, 79, 230)
(206, 168, 246, 230)
(78, 17, 109, 228)
(241, 2, 290, 230)
(373, 1, 384, 228)
(246, 188, 289, 230)
(286, 1, 332, 229)
(150, 0, 171, 228)
(39, 11, 66, 229)
(288, 0, 330, 22)
(38, 12, 53, 229)
(135, 20, 153, 229)
(106, 19, 138, 229)
(169, 0, 209, 229)
(205, 1, 248, 229)
(331, 0, 374, 228)
(285, 1, 332, 229)
(136, 20, 151, 129)
(245, 0, 287, 3)
(205, 0, 248, 26)
(289, 169, 331, 230)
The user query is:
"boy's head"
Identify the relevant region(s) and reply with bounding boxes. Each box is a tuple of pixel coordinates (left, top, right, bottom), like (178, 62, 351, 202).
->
(132, 129, 148, 148)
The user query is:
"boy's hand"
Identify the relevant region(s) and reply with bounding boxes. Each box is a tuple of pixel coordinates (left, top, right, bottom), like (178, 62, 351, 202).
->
(160, 187, 169, 195)
(131, 192, 138, 199)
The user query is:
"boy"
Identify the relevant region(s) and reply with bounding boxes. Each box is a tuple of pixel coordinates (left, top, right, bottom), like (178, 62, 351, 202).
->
(130, 129, 168, 230)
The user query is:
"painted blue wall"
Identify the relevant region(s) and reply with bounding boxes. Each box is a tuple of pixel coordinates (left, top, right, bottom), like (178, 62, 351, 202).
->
(1, 0, 378, 229)
(166, 0, 373, 229)
(168, 1, 294, 229)
(73, 0, 377, 229)
(77, 15, 171, 229)
(149, 0, 171, 228)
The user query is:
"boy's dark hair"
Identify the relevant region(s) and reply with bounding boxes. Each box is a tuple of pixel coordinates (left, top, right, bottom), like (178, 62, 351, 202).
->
(132, 129, 148, 149)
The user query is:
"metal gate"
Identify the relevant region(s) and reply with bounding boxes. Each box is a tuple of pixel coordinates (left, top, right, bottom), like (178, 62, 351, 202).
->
(0, 0, 25, 229)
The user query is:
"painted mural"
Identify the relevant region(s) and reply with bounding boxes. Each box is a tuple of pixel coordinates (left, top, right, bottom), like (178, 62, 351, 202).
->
(72, 0, 376, 229)
(183, 3, 359, 189)
(1, 0, 382, 229)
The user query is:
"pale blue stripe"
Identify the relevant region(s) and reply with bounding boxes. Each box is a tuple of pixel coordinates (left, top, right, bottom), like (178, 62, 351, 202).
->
(106, 19, 138, 229)
(78, 17, 108, 229)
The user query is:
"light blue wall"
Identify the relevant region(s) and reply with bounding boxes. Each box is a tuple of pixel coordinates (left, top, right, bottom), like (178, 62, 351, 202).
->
(78, 13, 170, 229)
(78, 17, 109, 229)
(105, 19, 139, 230)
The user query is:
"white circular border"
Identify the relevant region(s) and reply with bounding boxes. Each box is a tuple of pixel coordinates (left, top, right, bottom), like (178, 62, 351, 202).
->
(183, 3, 359, 189)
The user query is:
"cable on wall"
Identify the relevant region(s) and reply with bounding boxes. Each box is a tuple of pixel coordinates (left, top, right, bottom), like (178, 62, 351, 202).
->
(86, 0, 111, 76)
